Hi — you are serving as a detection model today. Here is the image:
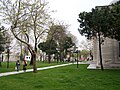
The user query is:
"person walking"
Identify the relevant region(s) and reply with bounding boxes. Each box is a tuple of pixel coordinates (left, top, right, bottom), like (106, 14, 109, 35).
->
(16, 60, 20, 72)
(23, 60, 27, 72)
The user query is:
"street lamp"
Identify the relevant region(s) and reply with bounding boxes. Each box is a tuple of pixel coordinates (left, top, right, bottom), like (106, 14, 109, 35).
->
(73, 46, 80, 68)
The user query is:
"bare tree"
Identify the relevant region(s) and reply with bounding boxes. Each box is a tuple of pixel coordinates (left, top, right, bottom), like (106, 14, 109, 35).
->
(79, 39, 92, 50)
(67, 31, 78, 45)
(0, 0, 51, 72)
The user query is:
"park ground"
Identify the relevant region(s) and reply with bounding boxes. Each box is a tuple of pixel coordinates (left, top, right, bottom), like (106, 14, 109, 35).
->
(0, 62, 120, 90)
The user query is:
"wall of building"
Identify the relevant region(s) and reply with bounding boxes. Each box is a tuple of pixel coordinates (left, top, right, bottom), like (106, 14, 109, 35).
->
(93, 37, 120, 68)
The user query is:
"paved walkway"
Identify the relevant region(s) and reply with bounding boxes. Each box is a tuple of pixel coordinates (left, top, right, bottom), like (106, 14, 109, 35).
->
(87, 61, 97, 69)
(0, 62, 96, 77)
(0, 63, 72, 77)
(87, 63, 97, 69)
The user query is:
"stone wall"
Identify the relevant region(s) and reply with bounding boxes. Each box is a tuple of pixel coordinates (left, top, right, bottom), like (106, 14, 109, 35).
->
(93, 37, 120, 68)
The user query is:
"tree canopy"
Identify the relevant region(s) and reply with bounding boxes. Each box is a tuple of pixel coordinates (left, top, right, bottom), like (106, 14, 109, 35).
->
(38, 23, 75, 62)
(78, 1, 120, 40)
(77, 1, 120, 70)
(0, 0, 52, 72)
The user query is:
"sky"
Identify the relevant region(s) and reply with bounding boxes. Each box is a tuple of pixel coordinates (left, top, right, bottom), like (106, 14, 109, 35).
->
(47, 0, 114, 45)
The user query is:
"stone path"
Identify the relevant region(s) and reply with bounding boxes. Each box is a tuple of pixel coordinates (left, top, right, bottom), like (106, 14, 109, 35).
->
(87, 61, 97, 69)
(0, 61, 96, 77)
(0, 63, 72, 77)
(87, 63, 97, 69)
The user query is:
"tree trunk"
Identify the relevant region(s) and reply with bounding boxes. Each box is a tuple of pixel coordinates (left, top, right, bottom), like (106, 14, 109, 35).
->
(57, 53, 59, 63)
(98, 33, 104, 71)
(0, 60, 1, 67)
(35, 42, 37, 53)
(59, 51, 62, 62)
(65, 49, 67, 58)
(48, 53, 51, 63)
(28, 46, 37, 73)
(29, 50, 37, 72)
(32, 51, 37, 73)
(30, 53, 34, 65)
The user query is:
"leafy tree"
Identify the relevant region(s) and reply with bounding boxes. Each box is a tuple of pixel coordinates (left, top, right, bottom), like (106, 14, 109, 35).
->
(47, 23, 67, 61)
(38, 40, 57, 63)
(0, 26, 5, 50)
(77, 6, 111, 70)
(38, 23, 66, 63)
(80, 50, 90, 59)
(0, 34, 5, 53)
(0, 26, 6, 67)
(78, 1, 120, 70)
(0, 26, 11, 53)
(38, 23, 75, 62)
(104, 1, 120, 40)
(63, 36, 74, 58)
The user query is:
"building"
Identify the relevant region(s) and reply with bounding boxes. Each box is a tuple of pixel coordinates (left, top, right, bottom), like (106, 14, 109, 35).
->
(92, 37, 120, 68)
(89, 0, 120, 69)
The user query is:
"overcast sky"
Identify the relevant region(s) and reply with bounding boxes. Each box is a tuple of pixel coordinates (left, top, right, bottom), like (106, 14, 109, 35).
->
(47, 0, 114, 45)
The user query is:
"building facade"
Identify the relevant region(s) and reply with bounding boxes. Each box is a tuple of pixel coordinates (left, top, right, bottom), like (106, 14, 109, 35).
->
(91, 0, 120, 69)
(93, 37, 120, 68)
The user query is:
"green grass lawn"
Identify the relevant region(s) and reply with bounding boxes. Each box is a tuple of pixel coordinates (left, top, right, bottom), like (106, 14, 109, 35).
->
(0, 64, 120, 90)
(0, 61, 67, 73)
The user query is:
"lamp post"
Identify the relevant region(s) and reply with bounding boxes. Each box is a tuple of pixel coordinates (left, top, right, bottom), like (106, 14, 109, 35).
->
(73, 45, 80, 68)
(75, 47, 79, 68)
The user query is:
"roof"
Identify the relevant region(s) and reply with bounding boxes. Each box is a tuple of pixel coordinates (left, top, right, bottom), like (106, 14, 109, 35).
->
(110, 0, 120, 4)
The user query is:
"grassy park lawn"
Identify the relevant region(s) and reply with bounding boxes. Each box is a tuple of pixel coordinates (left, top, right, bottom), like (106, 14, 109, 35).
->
(0, 64, 120, 90)
(0, 61, 67, 73)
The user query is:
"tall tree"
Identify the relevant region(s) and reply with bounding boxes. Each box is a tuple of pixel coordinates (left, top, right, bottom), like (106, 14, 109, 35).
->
(38, 40, 57, 63)
(67, 31, 78, 45)
(63, 36, 74, 58)
(47, 23, 68, 61)
(0, 26, 5, 52)
(0, 0, 51, 72)
(78, 1, 120, 71)
(77, 6, 111, 70)
(104, 1, 120, 40)
(0, 26, 5, 67)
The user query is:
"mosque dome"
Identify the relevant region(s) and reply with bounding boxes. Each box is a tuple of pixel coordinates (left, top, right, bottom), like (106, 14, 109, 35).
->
(110, 0, 120, 4)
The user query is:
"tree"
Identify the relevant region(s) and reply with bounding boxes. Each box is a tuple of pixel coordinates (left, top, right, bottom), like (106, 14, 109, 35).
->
(80, 50, 90, 60)
(63, 36, 74, 58)
(0, 0, 51, 72)
(0, 26, 5, 67)
(79, 39, 92, 50)
(0, 33, 5, 53)
(46, 23, 68, 61)
(104, 1, 120, 40)
(38, 22, 75, 62)
(38, 40, 57, 63)
(67, 31, 78, 45)
(0, 26, 5, 49)
(77, 6, 111, 70)
(0, 25, 11, 67)
(78, 1, 120, 70)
